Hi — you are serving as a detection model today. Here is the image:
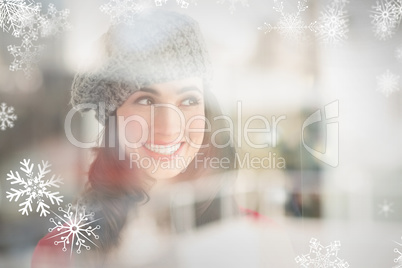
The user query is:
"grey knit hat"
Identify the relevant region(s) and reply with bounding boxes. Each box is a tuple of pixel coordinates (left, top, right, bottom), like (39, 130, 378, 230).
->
(71, 9, 212, 124)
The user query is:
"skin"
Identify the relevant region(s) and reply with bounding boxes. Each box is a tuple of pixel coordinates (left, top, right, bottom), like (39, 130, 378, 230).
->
(116, 77, 206, 180)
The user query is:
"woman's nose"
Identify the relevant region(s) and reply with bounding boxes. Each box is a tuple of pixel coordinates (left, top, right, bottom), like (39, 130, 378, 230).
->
(152, 104, 183, 139)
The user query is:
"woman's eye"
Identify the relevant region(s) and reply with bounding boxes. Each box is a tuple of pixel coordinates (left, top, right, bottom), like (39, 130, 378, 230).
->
(136, 97, 153, 105)
(181, 97, 200, 106)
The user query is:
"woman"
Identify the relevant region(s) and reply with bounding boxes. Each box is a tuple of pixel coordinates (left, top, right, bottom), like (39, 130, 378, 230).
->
(32, 8, 241, 268)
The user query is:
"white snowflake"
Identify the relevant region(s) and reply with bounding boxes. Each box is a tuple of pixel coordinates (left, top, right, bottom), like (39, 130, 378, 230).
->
(391, 0, 402, 28)
(378, 199, 394, 217)
(154, 0, 197, 8)
(396, 44, 402, 62)
(6, 159, 63, 217)
(7, 35, 44, 77)
(370, 0, 401, 40)
(39, 3, 71, 37)
(100, 0, 145, 25)
(12, 3, 70, 40)
(6, 3, 71, 77)
(48, 203, 101, 257)
(315, 0, 349, 45)
(295, 238, 349, 268)
(0, 102, 17, 131)
(12, 4, 41, 41)
(177, 0, 197, 8)
(154, 0, 166, 6)
(258, 0, 316, 42)
(376, 69, 400, 97)
(394, 237, 402, 268)
(217, 0, 249, 13)
(0, 0, 40, 34)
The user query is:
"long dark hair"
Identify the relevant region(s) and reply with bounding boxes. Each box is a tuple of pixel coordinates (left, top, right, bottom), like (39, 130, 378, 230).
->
(80, 86, 238, 256)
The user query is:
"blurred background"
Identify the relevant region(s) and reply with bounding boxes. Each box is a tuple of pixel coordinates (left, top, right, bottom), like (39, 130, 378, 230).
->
(0, 0, 402, 267)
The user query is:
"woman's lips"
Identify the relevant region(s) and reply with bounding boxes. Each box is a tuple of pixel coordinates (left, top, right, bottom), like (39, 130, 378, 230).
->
(143, 142, 184, 159)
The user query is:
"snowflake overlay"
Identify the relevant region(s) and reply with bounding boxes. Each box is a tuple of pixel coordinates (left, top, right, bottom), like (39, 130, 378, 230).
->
(5, 3, 71, 78)
(7, 35, 44, 77)
(0, 102, 17, 131)
(394, 237, 402, 268)
(370, 0, 402, 40)
(396, 44, 402, 62)
(258, 0, 316, 42)
(295, 238, 349, 267)
(48, 203, 101, 257)
(315, 0, 349, 45)
(154, 0, 197, 8)
(39, 3, 71, 37)
(376, 69, 400, 97)
(0, 0, 40, 34)
(12, 5, 41, 41)
(6, 159, 63, 217)
(100, 0, 146, 25)
(378, 199, 394, 217)
(3, 3, 70, 77)
(217, 0, 248, 13)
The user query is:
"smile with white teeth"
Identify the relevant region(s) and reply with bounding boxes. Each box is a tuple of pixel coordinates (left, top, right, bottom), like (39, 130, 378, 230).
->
(144, 143, 181, 155)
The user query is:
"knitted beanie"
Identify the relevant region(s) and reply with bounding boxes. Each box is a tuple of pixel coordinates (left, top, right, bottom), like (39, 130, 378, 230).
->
(71, 9, 212, 124)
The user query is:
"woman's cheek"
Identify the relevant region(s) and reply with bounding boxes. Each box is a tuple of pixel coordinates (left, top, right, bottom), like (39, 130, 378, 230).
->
(186, 113, 206, 148)
(118, 116, 149, 148)
(125, 121, 146, 143)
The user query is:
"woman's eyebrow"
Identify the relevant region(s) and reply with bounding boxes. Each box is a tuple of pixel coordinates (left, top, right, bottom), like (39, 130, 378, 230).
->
(140, 87, 160, 95)
(178, 86, 202, 95)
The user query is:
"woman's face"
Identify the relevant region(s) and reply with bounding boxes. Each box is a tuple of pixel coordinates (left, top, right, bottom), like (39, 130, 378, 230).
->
(116, 77, 205, 180)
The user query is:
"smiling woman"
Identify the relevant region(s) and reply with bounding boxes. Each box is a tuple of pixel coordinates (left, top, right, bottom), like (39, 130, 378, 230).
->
(32, 8, 239, 268)
(116, 77, 206, 180)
